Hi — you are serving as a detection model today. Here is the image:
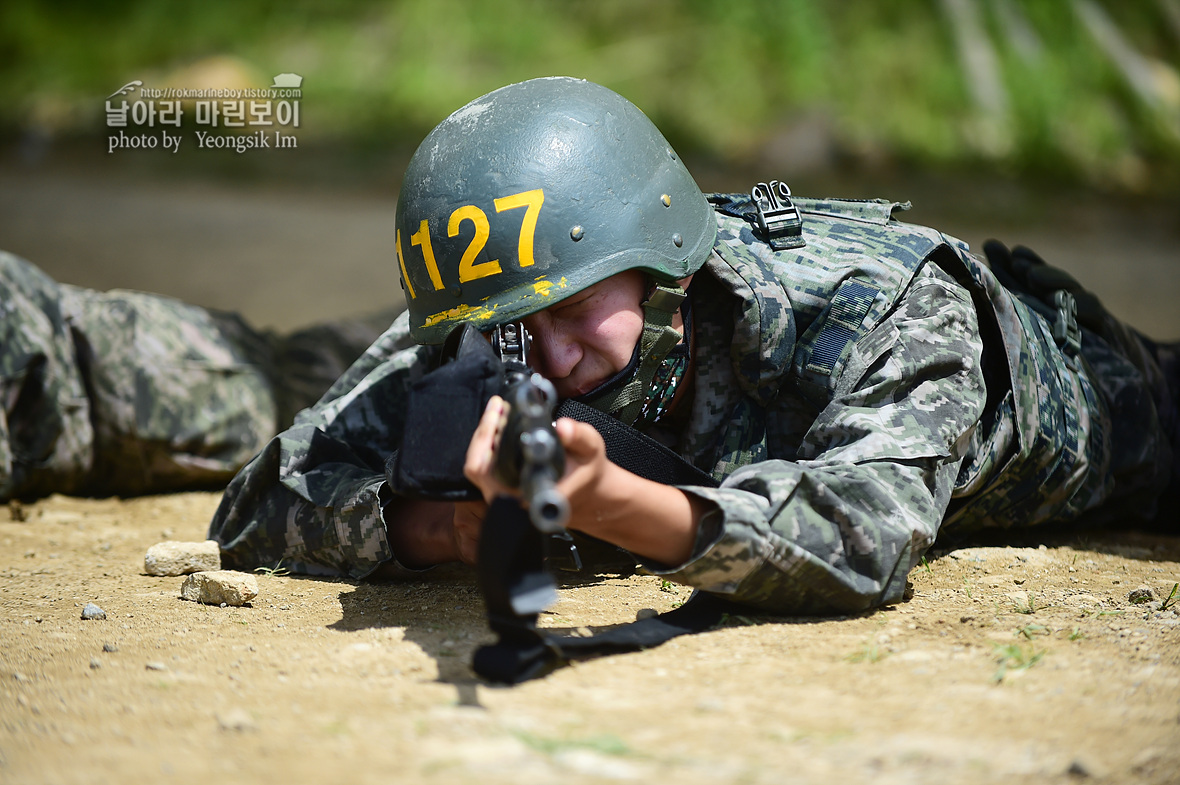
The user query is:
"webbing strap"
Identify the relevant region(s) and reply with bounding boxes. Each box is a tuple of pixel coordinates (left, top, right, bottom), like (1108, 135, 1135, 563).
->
(555, 399, 718, 488)
(550, 591, 732, 656)
(805, 279, 880, 377)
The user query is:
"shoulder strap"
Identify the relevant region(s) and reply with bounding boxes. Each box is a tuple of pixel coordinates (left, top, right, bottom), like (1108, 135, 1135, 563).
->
(555, 398, 719, 487)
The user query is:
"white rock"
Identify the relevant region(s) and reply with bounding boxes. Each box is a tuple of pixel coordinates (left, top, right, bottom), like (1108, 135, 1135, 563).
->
(180, 571, 259, 606)
(1006, 590, 1030, 606)
(80, 602, 107, 620)
(216, 708, 258, 732)
(144, 540, 221, 576)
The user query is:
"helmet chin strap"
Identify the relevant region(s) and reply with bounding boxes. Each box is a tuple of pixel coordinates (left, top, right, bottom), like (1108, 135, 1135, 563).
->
(576, 282, 686, 425)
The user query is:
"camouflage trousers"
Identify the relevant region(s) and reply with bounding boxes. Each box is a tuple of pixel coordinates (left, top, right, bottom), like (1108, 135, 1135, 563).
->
(0, 251, 394, 500)
(1080, 309, 1180, 525)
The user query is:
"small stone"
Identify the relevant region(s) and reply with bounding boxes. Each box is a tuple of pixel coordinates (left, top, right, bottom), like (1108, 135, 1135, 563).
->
(144, 540, 221, 577)
(102, 643, 119, 653)
(145, 662, 167, 671)
(1006, 590, 1030, 605)
(89, 658, 101, 670)
(1128, 587, 1154, 605)
(216, 708, 258, 732)
(636, 608, 658, 621)
(1131, 747, 1163, 773)
(180, 570, 259, 607)
(81, 603, 107, 620)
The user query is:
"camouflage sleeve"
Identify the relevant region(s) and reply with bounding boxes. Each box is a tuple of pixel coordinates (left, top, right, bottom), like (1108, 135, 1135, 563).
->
(208, 312, 436, 578)
(648, 267, 987, 615)
(0, 252, 95, 500)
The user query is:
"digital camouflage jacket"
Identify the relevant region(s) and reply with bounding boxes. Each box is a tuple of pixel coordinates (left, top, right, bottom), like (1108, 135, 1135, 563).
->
(208, 197, 1171, 615)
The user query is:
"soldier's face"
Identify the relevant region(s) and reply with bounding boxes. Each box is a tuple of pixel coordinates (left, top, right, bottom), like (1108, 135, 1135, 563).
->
(521, 270, 647, 399)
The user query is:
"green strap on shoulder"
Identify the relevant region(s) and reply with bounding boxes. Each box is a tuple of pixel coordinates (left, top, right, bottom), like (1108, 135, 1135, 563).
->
(581, 283, 686, 425)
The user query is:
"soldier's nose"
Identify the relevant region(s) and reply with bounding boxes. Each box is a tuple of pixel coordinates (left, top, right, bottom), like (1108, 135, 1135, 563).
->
(524, 319, 581, 381)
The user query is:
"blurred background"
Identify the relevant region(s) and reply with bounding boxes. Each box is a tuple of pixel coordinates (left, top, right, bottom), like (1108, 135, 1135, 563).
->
(1, 0, 1177, 337)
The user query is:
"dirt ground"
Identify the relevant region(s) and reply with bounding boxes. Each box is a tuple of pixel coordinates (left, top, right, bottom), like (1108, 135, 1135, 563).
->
(1, 493, 1178, 785)
(1, 148, 1179, 784)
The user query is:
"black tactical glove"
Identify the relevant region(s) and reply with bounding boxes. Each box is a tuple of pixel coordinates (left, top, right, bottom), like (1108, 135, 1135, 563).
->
(983, 239, 1106, 333)
(387, 324, 503, 501)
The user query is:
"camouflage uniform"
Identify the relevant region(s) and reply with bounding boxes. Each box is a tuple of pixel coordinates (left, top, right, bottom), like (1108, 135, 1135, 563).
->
(0, 251, 390, 501)
(208, 197, 1177, 615)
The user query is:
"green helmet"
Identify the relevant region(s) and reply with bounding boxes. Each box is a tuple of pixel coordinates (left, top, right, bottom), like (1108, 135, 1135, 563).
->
(395, 77, 716, 345)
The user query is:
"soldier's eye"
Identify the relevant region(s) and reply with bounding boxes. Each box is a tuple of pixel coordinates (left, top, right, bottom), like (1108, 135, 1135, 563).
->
(551, 294, 592, 315)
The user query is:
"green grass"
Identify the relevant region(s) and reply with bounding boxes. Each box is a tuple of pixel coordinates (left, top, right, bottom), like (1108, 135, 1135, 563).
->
(1160, 583, 1179, 612)
(254, 560, 290, 578)
(512, 730, 633, 758)
(1012, 593, 1039, 615)
(846, 640, 888, 664)
(2, 0, 1177, 189)
(991, 641, 1045, 682)
(718, 612, 759, 627)
(1017, 623, 1048, 639)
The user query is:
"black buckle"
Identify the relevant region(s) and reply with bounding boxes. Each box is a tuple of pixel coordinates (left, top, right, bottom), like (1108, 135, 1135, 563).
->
(751, 180, 805, 250)
(1052, 290, 1082, 357)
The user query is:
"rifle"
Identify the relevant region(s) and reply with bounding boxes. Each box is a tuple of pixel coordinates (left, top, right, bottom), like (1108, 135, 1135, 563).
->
(395, 322, 725, 684)
(472, 327, 730, 682)
(488, 322, 570, 533)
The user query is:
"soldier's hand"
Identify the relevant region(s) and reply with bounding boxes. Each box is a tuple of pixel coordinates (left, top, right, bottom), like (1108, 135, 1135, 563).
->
(983, 239, 1105, 331)
(550, 417, 613, 531)
(464, 396, 613, 530)
(463, 395, 515, 502)
(464, 394, 701, 566)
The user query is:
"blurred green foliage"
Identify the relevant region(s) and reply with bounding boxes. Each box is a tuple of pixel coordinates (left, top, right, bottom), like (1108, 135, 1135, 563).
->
(2, 0, 1178, 190)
